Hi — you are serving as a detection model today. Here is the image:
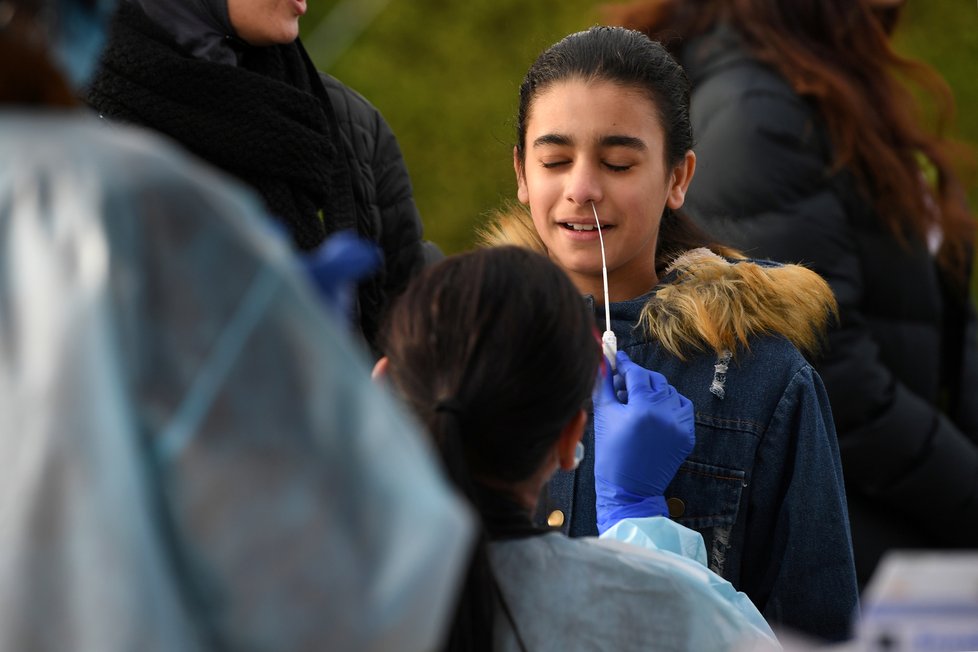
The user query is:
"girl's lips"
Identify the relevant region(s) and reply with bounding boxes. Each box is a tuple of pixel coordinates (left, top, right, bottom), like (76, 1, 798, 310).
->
(293, 0, 307, 16)
(558, 222, 615, 230)
(557, 222, 615, 240)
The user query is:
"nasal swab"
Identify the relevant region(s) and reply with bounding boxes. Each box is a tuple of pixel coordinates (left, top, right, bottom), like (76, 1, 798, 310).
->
(591, 201, 618, 370)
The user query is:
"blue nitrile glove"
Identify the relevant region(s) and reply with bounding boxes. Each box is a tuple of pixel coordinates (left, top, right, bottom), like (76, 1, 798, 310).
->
(593, 350, 696, 534)
(302, 230, 382, 325)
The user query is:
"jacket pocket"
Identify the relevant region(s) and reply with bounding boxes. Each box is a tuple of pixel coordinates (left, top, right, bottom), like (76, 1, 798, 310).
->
(665, 460, 746, 529)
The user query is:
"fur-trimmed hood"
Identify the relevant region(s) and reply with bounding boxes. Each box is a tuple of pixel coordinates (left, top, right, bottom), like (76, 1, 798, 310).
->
(478, 206, 838, 360)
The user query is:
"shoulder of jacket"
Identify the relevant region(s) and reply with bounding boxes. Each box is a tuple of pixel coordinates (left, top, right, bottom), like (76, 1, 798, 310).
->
(318, 72, 380, 130)
(646, 248, 837, 360)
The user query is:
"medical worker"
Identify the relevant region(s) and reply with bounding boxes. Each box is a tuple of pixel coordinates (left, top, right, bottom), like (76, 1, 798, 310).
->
(0, 1, 472, 649)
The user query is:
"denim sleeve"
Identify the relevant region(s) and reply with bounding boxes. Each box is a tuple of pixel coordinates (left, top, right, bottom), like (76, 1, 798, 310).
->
(748, 365, 859, 642)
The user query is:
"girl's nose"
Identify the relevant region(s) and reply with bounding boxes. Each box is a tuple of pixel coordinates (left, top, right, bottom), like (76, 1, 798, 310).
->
(564, 162, 603, 206)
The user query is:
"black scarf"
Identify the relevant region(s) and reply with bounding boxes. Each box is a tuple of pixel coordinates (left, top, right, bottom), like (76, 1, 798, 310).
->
(86, 2, 357, 251)
(126, 0, 237, 65)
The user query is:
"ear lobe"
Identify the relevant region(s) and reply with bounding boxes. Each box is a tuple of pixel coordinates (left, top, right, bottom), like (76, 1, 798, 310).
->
(514, 146, 529, 205)
(371, 356, 389, 382)
(556, 409, 588, 471)
(666, 150, 696, 210)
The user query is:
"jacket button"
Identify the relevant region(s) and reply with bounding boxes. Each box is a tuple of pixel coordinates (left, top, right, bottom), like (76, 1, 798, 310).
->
(547, 510, 565, 527)
(667, 497, 686, 518)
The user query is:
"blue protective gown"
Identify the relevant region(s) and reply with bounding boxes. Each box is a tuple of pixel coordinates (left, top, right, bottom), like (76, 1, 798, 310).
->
(0, 112, 472, 652)
(490, 517, 781, 651)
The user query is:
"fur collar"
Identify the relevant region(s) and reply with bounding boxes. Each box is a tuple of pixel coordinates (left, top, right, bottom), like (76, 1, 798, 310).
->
(478, 206, 837, 360)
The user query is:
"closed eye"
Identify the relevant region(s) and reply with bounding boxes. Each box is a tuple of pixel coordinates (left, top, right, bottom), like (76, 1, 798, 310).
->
(541, 160, 570, 169)
(604, 162, 632, 172)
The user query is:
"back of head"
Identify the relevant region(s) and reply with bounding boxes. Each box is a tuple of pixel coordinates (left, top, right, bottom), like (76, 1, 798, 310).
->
(382, 246, 599, 652)
(383, 246, 599, 491)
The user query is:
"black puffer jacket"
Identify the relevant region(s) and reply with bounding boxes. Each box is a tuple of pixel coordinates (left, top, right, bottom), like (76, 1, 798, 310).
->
(681, 25, 978, 586)
(86, 2, 426, 351)
(319, 73, 427, 349)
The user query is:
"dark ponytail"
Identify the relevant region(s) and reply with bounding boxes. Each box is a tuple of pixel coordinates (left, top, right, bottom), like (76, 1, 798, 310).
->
(381, 247, 600, 651)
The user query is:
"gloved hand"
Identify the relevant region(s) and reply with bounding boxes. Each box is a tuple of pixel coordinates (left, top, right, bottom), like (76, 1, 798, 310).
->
(301, 230, 381, 325)
(593, 350, 696, 534)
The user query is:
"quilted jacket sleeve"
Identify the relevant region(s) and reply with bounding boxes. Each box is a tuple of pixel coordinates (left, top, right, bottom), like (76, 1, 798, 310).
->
(321, 74, 427, 350)
(687, 78, 978, 543)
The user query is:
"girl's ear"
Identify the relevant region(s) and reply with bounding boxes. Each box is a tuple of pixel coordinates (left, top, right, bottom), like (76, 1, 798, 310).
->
(514, 146, 529, 204)
(666, 150, 696, 210)
(371, 356, 389, 382)
(556, 409, 587, 470)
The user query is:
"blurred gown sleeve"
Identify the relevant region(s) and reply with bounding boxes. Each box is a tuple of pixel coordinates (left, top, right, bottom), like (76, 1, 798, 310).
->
(0, 117, 473, 652)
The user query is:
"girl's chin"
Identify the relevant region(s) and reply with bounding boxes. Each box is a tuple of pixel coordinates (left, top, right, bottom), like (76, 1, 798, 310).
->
(554, 259, 608, 281)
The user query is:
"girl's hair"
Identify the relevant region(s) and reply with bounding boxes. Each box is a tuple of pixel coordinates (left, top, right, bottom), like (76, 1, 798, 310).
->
(380, 246, 600, 652)
(604, 0, 976, 282)
(515, 26, 734, 272)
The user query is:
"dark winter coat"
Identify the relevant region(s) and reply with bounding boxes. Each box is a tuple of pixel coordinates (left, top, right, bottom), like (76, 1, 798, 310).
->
(86, 1, 426, 350)
(680, 25, 978, 587)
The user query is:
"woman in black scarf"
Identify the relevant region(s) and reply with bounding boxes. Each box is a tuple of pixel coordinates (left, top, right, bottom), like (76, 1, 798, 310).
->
(87, 0, 428, 351)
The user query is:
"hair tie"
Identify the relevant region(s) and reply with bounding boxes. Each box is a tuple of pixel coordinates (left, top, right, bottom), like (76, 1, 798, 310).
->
(434, 398, 466, 420)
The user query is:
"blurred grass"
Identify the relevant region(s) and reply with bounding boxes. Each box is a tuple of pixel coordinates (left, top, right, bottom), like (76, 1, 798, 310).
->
(301, 1, 978, 298)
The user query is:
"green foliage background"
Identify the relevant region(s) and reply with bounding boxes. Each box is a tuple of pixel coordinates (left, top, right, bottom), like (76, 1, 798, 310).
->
(300, 1, 978, 271)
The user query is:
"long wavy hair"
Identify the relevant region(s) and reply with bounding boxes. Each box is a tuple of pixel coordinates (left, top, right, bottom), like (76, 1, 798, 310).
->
(604, 0, 976, 283)
(380, 246, 600, 652)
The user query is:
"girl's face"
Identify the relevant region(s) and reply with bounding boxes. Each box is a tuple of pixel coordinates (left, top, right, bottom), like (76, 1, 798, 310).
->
(515, 79, 694, 302)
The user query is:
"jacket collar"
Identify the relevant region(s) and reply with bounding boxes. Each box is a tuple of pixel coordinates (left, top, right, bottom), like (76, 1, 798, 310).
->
(480, 206, 838, 361)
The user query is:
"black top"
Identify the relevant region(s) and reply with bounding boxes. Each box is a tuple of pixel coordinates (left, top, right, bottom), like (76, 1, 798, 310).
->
(87, 2, 427, 350)
(681, 25, 978, 585)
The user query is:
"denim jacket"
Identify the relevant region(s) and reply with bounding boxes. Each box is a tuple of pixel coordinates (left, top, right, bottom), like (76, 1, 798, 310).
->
(536, 258, 859, 642)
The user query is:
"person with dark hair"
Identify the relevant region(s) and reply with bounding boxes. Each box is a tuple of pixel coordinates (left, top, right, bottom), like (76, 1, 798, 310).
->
(85, 0, 430, 352)
(604, 0, 978, 587)
(376, 245, 780, 652)
(481, 26, 858, 640)
(0, 1, 472, 649)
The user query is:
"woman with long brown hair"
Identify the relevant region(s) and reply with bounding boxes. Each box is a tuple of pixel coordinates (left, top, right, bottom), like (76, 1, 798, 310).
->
(605, 0, 978, 586)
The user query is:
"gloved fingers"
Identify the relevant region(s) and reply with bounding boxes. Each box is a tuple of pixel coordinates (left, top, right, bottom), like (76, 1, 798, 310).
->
(593, 355, 619, 407)
(615, 352, 669, 395)
(613, 369, 627, 394)
(646, 370, 669, 393)
(615, 351, 651, 393)
(622, 363, 672, 404)
(306, 231, 382, 286)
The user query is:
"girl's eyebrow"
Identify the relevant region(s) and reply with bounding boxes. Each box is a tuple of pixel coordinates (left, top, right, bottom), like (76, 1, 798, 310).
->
(600, 135, 647, 151)
(533, 133, 572, 148)
(532, 133, 647, 151)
